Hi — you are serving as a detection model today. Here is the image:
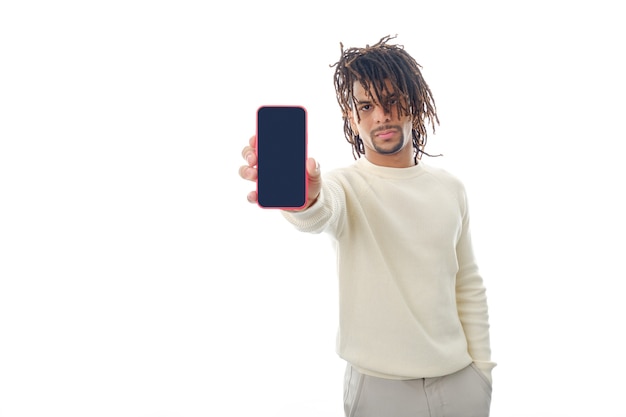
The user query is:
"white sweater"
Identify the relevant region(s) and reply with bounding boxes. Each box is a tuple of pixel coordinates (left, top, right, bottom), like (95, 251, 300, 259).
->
(282, 157, 495, 382)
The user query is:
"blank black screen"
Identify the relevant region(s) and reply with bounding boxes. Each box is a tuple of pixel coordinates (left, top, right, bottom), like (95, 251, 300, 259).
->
(256, 106, 307, 208)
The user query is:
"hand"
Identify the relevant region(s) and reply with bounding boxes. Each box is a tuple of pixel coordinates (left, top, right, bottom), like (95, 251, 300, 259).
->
(239, 135, 259, 203)
(239, 135, 322, 210)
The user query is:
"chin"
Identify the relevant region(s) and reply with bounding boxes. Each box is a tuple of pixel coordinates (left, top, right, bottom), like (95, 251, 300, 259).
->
(375, 142, 405, 155)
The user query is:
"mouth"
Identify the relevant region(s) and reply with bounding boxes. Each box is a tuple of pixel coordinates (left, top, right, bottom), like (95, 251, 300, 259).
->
(374, 128, 399, 140)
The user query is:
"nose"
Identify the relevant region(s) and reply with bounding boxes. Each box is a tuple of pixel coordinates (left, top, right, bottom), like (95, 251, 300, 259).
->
(373, 105, 391, 123)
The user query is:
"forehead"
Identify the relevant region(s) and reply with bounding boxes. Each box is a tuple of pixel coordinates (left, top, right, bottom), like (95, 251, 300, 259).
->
(353, 79, 397, 101)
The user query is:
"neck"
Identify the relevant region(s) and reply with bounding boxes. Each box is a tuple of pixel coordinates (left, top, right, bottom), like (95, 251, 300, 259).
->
(364, 149, 416, 168)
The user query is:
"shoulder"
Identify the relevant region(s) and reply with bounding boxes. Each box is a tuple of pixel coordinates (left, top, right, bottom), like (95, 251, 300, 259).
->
(422, 163, 466, 190)
(421, 163, 469, 210)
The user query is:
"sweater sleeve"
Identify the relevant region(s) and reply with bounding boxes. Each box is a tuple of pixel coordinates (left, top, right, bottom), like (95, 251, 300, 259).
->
(281, 177, 346, 237)
(455, 191, 496, 384)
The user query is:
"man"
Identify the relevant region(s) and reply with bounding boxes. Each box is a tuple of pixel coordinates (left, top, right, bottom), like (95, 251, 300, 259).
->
(239, 35, 495, 417)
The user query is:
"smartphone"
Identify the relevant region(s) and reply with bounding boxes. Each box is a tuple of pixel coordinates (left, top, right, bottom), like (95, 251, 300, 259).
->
(256, 105, 307, 209)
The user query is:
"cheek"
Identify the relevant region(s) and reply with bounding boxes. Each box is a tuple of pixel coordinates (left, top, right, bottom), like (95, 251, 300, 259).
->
(353, 120, 367, 136)
(403, 124, 413, 139)
(349, 116, 362, 135)
(359, 114, 376, 130)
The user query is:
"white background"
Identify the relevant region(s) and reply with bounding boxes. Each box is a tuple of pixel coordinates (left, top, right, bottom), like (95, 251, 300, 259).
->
(1, 0, 625, 416)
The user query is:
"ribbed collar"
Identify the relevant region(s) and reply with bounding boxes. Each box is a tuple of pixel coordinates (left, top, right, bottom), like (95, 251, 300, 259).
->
(355, 157, 427, 180)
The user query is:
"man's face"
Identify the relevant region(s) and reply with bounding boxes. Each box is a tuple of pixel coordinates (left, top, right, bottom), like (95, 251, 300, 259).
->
(349, 79, 414, 167)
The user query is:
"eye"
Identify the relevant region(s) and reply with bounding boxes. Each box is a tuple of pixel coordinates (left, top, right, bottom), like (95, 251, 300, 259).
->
(359, 104, 372, 112)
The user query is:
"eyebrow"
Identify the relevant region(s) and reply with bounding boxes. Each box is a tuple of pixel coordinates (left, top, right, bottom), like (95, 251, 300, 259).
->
(354, 92, 399, 105)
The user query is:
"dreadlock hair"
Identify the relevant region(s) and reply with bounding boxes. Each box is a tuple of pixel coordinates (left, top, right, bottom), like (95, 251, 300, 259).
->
(331, 35, 440, 164)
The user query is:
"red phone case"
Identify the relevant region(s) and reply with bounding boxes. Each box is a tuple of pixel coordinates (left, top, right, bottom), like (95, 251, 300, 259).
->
(256, 105, 308, 210)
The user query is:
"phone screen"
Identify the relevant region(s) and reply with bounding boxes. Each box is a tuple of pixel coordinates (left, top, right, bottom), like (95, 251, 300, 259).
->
(256, 106, 307, 209)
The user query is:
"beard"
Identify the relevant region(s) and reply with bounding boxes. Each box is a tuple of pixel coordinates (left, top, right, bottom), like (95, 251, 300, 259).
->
(369, 126, 406, 155)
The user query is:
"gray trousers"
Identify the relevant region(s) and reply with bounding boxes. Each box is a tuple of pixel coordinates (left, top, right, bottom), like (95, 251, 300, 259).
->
(344, 363, 492, 417)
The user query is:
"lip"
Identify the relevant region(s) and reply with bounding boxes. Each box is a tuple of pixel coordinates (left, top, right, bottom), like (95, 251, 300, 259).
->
(375, 129, 398, 139)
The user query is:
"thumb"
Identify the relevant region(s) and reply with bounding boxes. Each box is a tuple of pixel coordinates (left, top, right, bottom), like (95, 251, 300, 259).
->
(306, 157, 321, 181)
(303, 157, 322, 209)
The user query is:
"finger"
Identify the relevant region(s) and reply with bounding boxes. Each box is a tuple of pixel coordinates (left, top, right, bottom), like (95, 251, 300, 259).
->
(246, 149, 257, 167)
(241, 146, 258, 168)
(241, 145, 257, 165)
(247, 190, 258, 203)
(241, 136, 256, 161)
(238, 164, 257, 181)
(247, 135, 257, 166)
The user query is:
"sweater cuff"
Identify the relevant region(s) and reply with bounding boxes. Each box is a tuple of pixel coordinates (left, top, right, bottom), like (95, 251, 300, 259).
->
(280, 187, 330, 233)
(473, 360, 497, 385)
